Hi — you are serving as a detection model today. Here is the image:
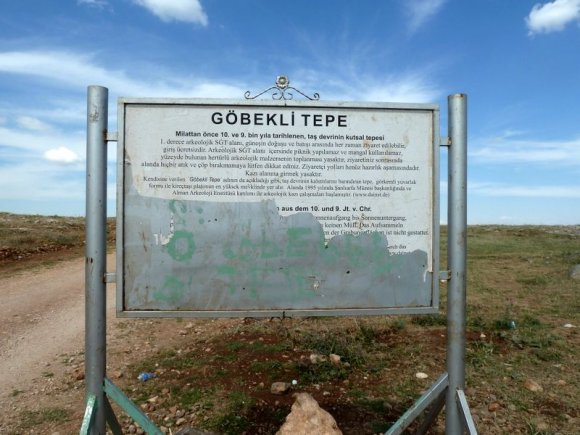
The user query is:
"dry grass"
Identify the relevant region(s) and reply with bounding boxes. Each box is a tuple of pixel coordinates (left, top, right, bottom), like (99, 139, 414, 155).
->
(0, 212, 114, 274)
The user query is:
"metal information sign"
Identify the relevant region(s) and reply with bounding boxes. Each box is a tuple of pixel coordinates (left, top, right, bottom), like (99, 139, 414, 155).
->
(84, 86, 473, 434)
(117, 99, 440, 316)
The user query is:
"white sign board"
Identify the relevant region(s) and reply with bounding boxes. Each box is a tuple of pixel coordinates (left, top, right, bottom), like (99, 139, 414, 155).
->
(117, 99, 440, 317)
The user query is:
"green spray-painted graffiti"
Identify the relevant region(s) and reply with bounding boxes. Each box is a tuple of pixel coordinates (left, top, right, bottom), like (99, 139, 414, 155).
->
(153, 275, 191, 303)
(143, 199, 429, 308)
(165, 230, 195, 261)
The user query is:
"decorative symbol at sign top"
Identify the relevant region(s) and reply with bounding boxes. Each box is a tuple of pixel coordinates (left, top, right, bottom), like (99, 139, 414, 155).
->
(244, 75, 320, 101)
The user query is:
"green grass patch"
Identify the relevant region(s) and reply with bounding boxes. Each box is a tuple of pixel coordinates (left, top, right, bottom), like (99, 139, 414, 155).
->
(411, 313, 447, 326)
(249, 360, 284, 372)
(296, 330, 367, 367)
(294, 359, 352, 384)
(246, 339, 293, 353)
(225, 340, 245, 352)
(19, 407, 70, 429)
(209, 391, 255, 434)
(466, 341, 497, 368)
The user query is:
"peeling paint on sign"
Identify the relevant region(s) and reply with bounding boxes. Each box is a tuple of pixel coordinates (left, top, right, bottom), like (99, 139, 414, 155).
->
(124, 197, 430, 311)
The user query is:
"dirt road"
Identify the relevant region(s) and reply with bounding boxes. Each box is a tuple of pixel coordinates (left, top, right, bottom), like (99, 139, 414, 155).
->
(0, 254, 116, 401)
(0, 254, 222, 433)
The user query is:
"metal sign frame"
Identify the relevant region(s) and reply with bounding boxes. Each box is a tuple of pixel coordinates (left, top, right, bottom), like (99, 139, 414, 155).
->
(83, 85, 475, 434)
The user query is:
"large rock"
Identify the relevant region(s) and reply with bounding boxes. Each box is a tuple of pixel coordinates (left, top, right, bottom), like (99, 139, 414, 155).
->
(277, 393, 342, 435)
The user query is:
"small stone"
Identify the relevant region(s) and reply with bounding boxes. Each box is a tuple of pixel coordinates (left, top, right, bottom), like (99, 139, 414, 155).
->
(176, 409, 186, 418)
(524, 379, 543, 392)
(415, 372, 429, 379)
(136, 429, 144, 435)
(563, 323, 575, 328)
(112, 370, 123, 379)
(323, 391, 331, 396)
(128, 425, 137, 434)
(309, 353, 327, 364)
(569, 264, 580, 280)
(329, 354, 341, 365)
(480, 333, 486, 339)
(176, 417, 187, 426)
(488, 402, 501, 412)
(271, 382, 291, 395)
(557, 379, 566, 386)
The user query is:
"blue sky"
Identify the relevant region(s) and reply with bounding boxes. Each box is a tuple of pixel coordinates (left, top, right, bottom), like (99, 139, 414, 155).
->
(0, 0, 579, 224)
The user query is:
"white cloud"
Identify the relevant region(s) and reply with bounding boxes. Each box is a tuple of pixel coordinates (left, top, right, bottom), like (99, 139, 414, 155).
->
(404, 0, 447, 33)
(0, 161, 85, 201)
(0, 50, 243, 99)
(294, 68, 441, 103)
(0, 49, 442, 106)
(78, 0, 109, 8)
(185, 82, 242, 98)
(0, 51, 117, 88)
(526, 0, 580, 34)
(44, 146, 80, 164)
(359, 75, 440, 103)
(471, 136, 580, 166)
(17, 116, 52, 131)
(471, 182, 580, 198)
(132, 0, 208, 25)
(0, 125, 84, 153)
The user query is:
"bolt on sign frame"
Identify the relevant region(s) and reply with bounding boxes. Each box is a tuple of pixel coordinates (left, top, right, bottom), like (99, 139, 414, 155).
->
(82, 83, 476, 434)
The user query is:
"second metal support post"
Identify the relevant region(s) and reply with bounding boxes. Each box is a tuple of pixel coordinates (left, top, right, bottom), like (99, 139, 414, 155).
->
(85, 85, 109, 435)
(446, 94, 468, 434)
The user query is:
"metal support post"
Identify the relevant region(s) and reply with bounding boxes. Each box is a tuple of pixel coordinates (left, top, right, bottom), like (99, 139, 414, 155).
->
(446, 94, 468, 434)
(85, 85, 109, 434)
